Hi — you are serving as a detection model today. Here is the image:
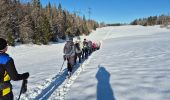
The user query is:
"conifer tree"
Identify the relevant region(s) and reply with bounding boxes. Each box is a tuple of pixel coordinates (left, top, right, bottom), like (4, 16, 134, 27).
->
(40, 15, 52, 44)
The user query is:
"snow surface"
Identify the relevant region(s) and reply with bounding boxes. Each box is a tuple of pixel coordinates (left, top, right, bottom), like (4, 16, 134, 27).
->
(6, 25, 170, 100)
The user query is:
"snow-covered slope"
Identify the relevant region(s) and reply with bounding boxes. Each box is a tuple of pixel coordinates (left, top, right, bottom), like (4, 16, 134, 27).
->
(65, 32, 170, 100)
(7, 25, 170, 100)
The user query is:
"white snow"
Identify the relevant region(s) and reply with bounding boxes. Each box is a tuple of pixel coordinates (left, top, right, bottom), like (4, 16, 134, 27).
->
(6, 25, 170, 100)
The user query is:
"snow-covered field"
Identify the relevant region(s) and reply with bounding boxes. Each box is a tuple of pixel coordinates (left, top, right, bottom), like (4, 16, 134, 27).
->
(7, 25, 170, 100)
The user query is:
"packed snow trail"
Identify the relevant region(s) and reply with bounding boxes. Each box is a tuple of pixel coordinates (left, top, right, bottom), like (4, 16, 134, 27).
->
(49, 54, 94, 100)
(34, 58, 90, 100)
(6, 25, 170, 100)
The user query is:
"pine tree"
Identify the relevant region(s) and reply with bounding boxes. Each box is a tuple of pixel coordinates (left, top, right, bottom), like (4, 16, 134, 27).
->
(19, 15, 34, 43)
(58, 3, 62, 11)
(33, 0, 41, 8)
(40, 15, 52, 44)
(51, 5, 59, 41)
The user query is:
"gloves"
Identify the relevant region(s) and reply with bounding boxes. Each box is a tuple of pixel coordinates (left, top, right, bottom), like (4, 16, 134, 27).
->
(22, 72, 29, 80)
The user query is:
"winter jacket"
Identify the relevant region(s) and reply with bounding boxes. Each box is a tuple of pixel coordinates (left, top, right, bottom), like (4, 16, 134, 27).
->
(88, 41, 92, 48)
(92, 42, 97, 49)
(0, 53, 28, 96)
(96, 42, 101, 49)
(83, 41, 88, 49)
(64, 41, 75, 57)
(79, 42, 83, 50)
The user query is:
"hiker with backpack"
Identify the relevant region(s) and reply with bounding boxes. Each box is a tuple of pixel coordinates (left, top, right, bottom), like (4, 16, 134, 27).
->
(63, 38, 76, 76)
(82, 39, 89, 59)
(96, 42, 101, 50)
(92, 42, 97, 51)
(87, 40, 93, 55)
(92, 41, 101, 51)
(74, 40, 82, 63)
(0, 38, 29, 100)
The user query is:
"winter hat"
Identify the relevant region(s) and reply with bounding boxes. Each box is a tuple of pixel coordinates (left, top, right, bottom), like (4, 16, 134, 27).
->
(0, 38, 7, 50)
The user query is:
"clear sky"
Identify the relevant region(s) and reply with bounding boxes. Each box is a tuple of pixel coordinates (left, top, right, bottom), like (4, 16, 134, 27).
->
(40, 0, 170, 24)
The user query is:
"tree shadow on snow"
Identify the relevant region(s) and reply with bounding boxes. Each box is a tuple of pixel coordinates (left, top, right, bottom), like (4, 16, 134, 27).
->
(34, 59, 86, 100)
(96, 65, 116, 100)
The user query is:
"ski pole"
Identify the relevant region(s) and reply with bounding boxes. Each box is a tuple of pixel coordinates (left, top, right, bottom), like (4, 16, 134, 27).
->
(18, 79, 28, 100)
(18, 89, 22, 100)
(59, 60, 65, 73)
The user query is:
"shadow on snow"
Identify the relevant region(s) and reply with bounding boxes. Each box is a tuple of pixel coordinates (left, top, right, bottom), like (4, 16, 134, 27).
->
(96, 65, 116, 100)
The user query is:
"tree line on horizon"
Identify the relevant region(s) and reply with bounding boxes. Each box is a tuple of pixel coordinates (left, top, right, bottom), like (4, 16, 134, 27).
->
(130, 15, 170, 26)
(0, 0, 99, 46)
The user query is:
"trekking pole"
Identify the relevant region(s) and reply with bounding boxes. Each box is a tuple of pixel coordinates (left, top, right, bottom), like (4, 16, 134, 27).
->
(18, 88, 22, 100)
(18, 79, 28, 100)
(59, 60, 65, 73)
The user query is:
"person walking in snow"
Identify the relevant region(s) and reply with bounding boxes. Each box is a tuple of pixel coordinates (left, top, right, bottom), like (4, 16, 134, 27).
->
(92, 42, 97, 51)
(87, 40, 93, 55)
(74, 40, 82, 63)
(92, 42, 101, 51)
(0, 38, 29, 100)
(63, 37, 75, 76)
(96, 42, 101, 50)
(82, 39, 89, 59)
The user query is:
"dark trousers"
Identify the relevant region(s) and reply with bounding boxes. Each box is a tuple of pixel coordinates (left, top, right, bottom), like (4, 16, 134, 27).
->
(84, 49, 88, 59)
(88, 48, 92, 55)
(75, 52, 82, 63)
(67, 58, 72, 73)
(82, 48, 88, 59)
(82, 49, 85, 59)
(0, 92, 13, 100)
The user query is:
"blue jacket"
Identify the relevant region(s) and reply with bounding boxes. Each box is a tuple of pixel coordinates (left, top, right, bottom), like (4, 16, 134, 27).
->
(0, 53, 24, 96)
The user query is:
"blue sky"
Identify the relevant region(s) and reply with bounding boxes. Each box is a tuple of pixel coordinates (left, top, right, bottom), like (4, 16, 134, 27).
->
(40, 0, 170, 24)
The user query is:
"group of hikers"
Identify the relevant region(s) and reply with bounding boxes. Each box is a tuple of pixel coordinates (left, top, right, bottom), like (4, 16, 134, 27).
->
(63, 37, 101, 77)
(0, 37, 100, 100)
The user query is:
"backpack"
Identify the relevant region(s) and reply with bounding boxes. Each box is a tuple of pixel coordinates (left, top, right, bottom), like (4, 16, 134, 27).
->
(75, 43, 81, 53)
